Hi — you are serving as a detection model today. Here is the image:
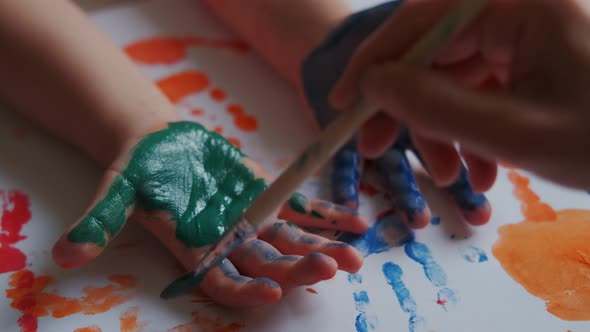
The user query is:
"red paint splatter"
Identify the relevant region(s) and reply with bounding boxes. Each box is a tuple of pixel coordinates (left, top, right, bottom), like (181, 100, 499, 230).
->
(226, 137, 241, 149)
(156, 71, 209, 104)
(305, 288, 318, 294)
(0, 190, 32, 274)
(125, 37, 249, 65)
(167, 312, 241, 332)
(376, 209, 394, 220)
(226, 104, 258, 132)
(359, 183, 379, 197)
(436, 299, 447, 306)
(213, 126, 223, 134)
(6, 269, 137, 332)
(209, 88, 226, 102)
(190, 108, 205, 116)
(74, 326, 102, 332)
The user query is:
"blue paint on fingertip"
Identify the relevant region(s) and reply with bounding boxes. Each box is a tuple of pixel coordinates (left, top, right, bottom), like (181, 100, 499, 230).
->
(332, 147, 362, 207)
(251, 277, 280, 288)
(445, 167, 488, 211)
(376, 148, 427, 224)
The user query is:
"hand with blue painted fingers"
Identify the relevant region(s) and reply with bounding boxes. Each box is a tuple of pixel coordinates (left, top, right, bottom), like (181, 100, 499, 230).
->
(302, 1, 493, 228)
(52, 122, 368, 307)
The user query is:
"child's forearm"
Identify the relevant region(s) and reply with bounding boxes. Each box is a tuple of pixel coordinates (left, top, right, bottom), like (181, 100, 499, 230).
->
(204, 0, 351, 87)
(0, 0, 178, 166)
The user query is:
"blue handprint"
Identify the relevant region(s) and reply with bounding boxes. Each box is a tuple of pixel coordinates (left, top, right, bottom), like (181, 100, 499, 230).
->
(301, 0, 490, 227)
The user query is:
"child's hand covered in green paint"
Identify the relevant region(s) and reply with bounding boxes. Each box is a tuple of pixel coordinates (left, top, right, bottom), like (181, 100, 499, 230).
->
(52, 122, 368, 307)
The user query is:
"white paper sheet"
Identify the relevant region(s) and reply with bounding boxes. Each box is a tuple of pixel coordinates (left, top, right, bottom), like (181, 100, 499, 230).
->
(1, 1, 589, 331)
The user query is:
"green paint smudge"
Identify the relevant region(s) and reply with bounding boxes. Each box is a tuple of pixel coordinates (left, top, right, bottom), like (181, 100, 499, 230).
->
(288, 192, 308, 214)
(67, 121, 267, 248)
(311, 210, 325, 219)
(286, 221, 301, 230)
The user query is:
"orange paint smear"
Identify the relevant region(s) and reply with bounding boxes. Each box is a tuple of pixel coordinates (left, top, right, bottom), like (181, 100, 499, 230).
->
(226, 105, 258, 132)
(305, 288, 318, 294)
(120, 306, 147, 332)
(6, 269, 137, 331)
(167, 312, 241, 332)
(493, 170, 590, 321)
(157, 71, 209, 104)
(125, 37, 249, 65)
(507, 170, 557, 221)
(74, 326, 102, 332)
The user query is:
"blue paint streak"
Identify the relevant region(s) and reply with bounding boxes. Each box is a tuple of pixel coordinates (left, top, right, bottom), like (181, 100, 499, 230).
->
(339, 214, 414, 257)
(348, 273, 363, 285)
(353, 290, 370, 311)
(352, 289, 377, 332)
(249, 239, 281, 261)
(332, 147, 361, 207)
(382, 262, 426, 332)
(444, 167, 489, 211)
(437, 288, 459, 305)
(404, 241, 447, 287)
(375, 148, 427, 224)
(397, 128, 489, 214)
(335, 204, 359, 215)
(462, 245, 489, 263)
(430, 217, 441, 225)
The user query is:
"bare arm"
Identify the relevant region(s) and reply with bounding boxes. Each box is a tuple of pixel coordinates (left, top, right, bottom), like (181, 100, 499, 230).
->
(0, 0, 178, 166)
(204, 0, 352, 87)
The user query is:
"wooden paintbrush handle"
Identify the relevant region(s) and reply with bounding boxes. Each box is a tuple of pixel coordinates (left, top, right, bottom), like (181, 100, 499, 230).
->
(244, 99, 374, 225)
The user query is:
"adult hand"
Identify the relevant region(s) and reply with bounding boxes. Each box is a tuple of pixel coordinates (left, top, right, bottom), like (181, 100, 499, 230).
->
(331, 0, 590, 189)
(302, 1, 492, 228)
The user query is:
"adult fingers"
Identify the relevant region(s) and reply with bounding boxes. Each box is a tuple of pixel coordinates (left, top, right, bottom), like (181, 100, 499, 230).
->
(330, 0, 456, 109)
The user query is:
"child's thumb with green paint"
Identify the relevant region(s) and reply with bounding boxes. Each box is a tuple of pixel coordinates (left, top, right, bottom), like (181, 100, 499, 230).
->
(52, 169, 136, 268)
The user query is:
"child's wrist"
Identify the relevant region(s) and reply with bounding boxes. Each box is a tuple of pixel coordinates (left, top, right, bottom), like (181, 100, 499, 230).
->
(90, 110, 180, 168)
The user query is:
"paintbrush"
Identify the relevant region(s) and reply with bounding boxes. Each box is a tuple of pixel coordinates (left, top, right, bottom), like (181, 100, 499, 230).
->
(160, 0, 489, 299)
